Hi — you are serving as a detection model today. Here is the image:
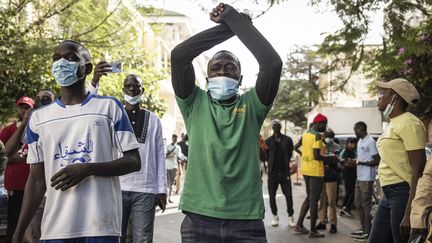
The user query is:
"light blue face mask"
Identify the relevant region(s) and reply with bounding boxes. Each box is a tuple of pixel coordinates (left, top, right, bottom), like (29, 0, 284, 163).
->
(383, 94, 397, 118)
(52, 58, 85, 87)
(207, 76, 240, 101)
(124, 93, 142, 105)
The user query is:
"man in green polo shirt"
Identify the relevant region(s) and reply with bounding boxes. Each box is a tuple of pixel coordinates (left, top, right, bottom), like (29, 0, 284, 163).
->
(171, 3, 282, 242)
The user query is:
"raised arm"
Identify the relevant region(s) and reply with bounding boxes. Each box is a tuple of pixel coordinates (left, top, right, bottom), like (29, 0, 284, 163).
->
(4, 109, 32, 159)
(212, 3, 282, 105)
(171, 24, 234, 99)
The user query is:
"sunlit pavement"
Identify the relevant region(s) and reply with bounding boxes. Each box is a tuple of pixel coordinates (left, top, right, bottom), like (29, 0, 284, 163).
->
(154, 175, 361, 243)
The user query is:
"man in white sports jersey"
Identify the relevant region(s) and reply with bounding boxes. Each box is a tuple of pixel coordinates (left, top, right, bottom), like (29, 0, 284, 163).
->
(12, 40, 141, 243)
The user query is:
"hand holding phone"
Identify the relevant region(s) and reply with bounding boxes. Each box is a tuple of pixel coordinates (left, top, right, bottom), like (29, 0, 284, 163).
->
(109, 61, 122, 73)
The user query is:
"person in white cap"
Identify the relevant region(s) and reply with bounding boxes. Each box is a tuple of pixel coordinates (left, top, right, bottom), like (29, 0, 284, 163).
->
(368, 78, 426, 243)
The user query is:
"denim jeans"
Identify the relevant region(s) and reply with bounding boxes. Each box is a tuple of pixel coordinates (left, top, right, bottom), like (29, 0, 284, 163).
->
(181, 212, 267, 243)
(40, 236, 119, 243)
(368, 182, 410, 243)
(121, 191, 156, 243)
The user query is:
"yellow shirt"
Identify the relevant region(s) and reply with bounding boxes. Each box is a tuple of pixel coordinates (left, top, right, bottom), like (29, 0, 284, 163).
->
(377, 112, 425, 187)
(301, 130, 324, 177)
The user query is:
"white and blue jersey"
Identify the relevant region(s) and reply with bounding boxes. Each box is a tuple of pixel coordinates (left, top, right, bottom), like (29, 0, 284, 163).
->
(26, 93, 139, 240)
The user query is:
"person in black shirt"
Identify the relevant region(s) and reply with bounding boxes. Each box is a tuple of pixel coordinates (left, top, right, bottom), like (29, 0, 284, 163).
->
(265, 119, 295, 228)
(338, 137, 357, 217)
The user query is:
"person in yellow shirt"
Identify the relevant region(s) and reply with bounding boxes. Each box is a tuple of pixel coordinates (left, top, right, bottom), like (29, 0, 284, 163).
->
(369, 78, 426, 243)
(293, 114, 339, 238)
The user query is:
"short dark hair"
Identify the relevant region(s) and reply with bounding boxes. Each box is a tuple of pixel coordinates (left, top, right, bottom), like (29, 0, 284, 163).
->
(39, 89, 56, 99)
(354, 121, 367, 132)
(208, 50, 241, 72)
(345, 137, 357, 149)
(124, 74, 143, 85)
(60, 40, 91, 63)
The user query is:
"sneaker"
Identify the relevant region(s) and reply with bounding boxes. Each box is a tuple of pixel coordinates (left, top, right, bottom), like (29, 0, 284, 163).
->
(271, 215, 279, 227)
(353, 238, 367, 242)
(350, 229, 365, 236)
(352, 234, 368, 240)
(315, 223, 326, 230)
(293, 225, 309, 234)
(338, 209, 346, 216)
(341, 207, 353, 217)
(288, 216, 296, 228)
(329, 224, 337, 234)
(168, 199, 174, 203)
(309, 231, 325, 238)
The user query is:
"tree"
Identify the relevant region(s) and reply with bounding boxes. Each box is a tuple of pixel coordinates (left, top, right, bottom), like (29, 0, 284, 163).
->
(314, 0, 432, 120)
(0, 0, 167, 123)
(269, 47, 323, 127)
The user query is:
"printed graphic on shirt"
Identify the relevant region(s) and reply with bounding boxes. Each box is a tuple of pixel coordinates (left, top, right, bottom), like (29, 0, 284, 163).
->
(54, 133, 94, 166)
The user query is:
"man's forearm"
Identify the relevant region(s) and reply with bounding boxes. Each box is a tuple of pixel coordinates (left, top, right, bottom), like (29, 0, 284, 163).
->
(14, 174, 46, 240)
(171, 24, 234, 98)
(87, 149, 141, 177)
(5, 124, 26, 157)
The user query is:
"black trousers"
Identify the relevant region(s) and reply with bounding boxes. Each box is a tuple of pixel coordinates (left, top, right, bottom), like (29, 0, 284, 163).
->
(6, 190, 24, 243)
(268, 172, 294, 216)
(342, 168, 356, 211)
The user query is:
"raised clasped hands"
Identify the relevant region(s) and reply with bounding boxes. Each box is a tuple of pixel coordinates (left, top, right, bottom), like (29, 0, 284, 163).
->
(210, 3, 235, 23)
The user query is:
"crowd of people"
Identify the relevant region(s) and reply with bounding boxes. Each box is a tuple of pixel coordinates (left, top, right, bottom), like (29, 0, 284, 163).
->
(0, 2, 431, 243)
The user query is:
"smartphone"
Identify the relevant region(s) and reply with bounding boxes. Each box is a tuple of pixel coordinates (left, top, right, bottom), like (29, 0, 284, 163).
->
(109, 61, 122, 73)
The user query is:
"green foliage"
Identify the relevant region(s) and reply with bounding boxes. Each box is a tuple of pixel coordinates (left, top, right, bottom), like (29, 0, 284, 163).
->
(0, 0, 167, 122)
(269, 47, 322, 127)
(315, 0, 432, 118)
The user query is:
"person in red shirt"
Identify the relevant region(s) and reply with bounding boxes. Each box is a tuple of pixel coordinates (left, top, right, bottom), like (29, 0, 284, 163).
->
(1, 96, 34, 243)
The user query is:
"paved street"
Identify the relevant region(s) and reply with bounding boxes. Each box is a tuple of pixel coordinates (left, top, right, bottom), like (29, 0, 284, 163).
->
(154, 176, 361, 243)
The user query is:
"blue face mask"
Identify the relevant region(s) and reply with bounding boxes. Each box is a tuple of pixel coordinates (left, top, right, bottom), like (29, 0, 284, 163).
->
(124, 94, 142, 105)
(207, 76, 240, 101)
(52, 58, 85, 87)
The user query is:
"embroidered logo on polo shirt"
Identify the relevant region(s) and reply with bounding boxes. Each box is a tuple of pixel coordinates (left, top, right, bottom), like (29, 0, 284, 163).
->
(232, 105, 247, 115)
(93, 119, 102, 127)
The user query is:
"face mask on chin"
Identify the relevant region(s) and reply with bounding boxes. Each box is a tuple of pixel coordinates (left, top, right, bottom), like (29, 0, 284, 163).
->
(52, 58, 86, 87)
(206, 76, 240, 101)
(383, 94, 397, 118)
(124, 93, 142, 105)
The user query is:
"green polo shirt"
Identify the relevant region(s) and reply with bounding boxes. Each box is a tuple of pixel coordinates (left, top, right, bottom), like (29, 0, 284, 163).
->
(176, 86, 271, 219)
